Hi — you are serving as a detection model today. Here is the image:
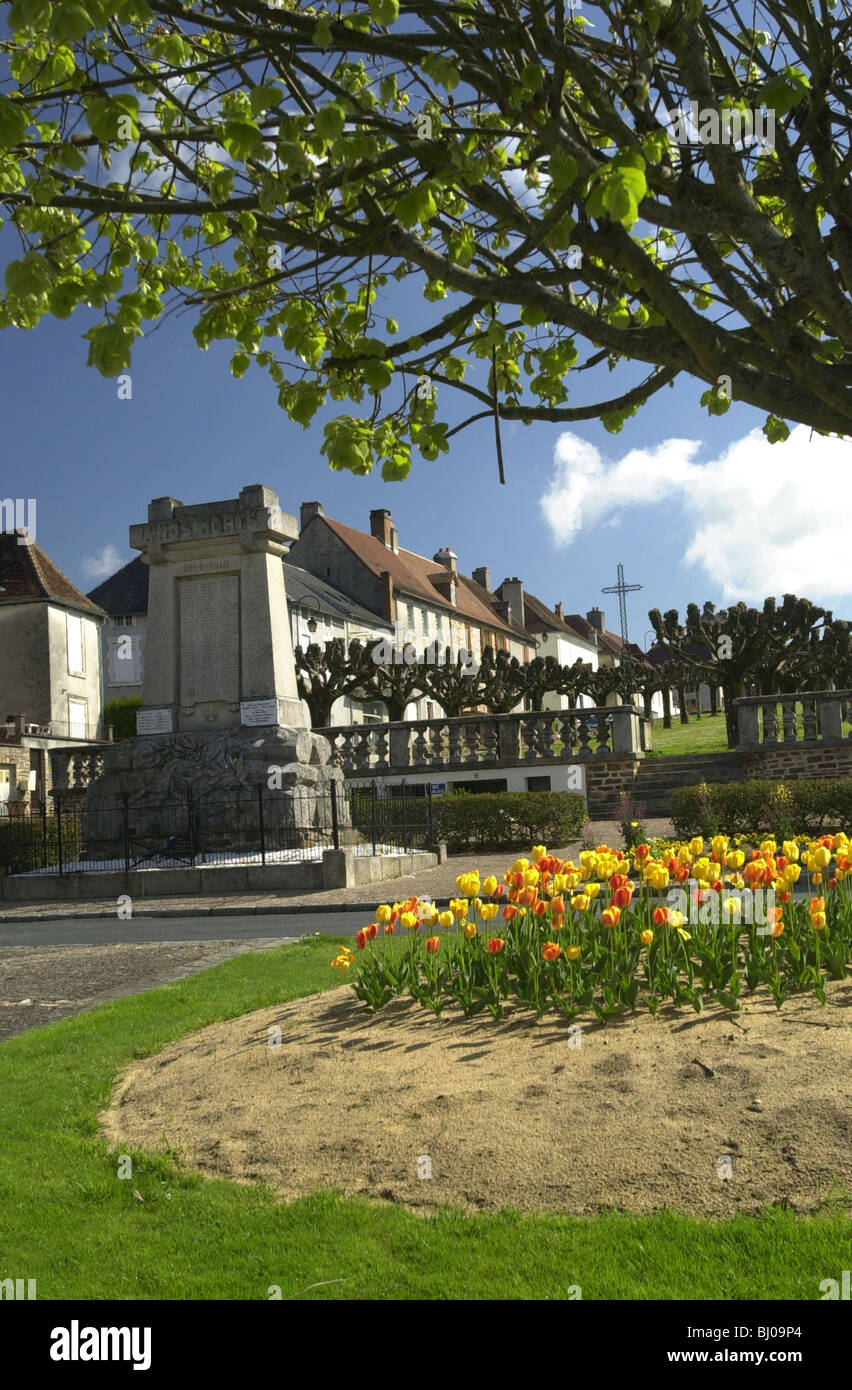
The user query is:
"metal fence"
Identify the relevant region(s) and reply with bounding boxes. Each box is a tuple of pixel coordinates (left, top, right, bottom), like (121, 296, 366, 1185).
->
(0, 781, 436, 876)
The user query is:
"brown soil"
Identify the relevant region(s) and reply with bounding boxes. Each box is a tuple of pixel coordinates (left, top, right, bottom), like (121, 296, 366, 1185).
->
(101, 979, 852, 1218)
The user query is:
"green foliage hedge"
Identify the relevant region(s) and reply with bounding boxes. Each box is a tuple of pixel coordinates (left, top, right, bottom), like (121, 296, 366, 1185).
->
(433, 790, 587, 854)
(670, 778, 852, 839)
(0, 815, 82, 874)
(104, 697, 142, 740)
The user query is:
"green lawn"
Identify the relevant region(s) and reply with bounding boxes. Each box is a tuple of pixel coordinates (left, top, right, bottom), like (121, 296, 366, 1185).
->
(0, 936, 848, 1300)
(645, 713, 731, 757)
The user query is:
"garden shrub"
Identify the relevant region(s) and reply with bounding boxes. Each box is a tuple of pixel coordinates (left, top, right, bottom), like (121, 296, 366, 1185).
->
(0, 814, 82, 874)
(104, 697, 142, 740)
(671, 777, 852, 838)
(433, 790, 586, 853)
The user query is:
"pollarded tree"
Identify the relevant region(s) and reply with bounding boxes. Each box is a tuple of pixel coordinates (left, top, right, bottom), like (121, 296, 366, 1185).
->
(420, 650, 486, 717)
(478, 647, 528, 713)
(3, 2, 852, 481)
(346, 638, 428, 721)
(294, 638, 364, 727)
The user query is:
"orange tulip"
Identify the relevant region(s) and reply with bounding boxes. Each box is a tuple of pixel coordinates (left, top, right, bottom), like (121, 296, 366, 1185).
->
(365, 922, 378, 940)
(550, 896, 565, 916)
(355, 929, 368, 950)
(383, 923, 396, 935)
(534, 900, 548, 916)
(541, 942, 561, 961)
(488, 938, 505, 954)
(652, 906, 668, 925)
(425, 936, 440, 954)
(601, 907, 620, 927)
(502, 904, 518, 920)
(612, 886, 633, 909)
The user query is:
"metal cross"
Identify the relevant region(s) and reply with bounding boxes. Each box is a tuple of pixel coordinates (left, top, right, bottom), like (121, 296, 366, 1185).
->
(602, 563, 642, 705)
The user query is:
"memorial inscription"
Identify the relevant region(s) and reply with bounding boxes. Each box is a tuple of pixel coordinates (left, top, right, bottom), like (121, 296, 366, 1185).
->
(179, 574, 240, 705)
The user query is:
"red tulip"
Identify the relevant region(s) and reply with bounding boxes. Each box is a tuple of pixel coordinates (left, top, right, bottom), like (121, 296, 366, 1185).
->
(488, 938, 505, 954)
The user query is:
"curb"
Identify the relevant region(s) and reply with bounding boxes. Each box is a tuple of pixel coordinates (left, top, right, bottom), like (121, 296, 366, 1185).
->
(0, 899, 451, 925)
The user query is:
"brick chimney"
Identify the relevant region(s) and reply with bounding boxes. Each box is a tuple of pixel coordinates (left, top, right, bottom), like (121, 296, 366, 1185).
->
(379, 570, 395, 622)
(501, 577, 525, 629)
(370, 508, 394, 548)
(433, 546, 458, 573)
(587, 606, 605, 632)
(472, 566, 491, 591)
(554, 601, 563, 618)
(300, 501, 324, 531)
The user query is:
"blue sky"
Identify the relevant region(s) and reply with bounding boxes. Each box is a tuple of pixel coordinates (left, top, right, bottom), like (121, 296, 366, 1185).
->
(2, 274, 849, 647)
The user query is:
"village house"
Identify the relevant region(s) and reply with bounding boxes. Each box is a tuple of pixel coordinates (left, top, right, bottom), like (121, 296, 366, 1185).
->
(0, 529, 107, 812)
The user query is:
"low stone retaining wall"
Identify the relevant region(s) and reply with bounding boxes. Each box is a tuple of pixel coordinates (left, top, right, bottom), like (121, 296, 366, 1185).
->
(0, 847, 442, 903)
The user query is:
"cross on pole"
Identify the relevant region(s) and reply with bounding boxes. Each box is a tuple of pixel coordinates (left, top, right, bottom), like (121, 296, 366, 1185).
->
(602, 563, 642, 706)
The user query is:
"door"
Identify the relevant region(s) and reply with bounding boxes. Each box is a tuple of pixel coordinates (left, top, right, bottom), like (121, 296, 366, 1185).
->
(0, 766, 13, 815)
(68, 699, 88, 740)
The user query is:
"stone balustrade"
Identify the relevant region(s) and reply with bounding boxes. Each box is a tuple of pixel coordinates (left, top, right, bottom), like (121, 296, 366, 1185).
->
(318, 706, 642, 777)
(50, 748, 106, 792)
(735, 690, 852, 750)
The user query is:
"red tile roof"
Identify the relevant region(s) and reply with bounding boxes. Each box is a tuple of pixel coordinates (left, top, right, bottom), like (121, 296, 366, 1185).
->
(0, 532, 105, 616)
(320, 516, 527, 638)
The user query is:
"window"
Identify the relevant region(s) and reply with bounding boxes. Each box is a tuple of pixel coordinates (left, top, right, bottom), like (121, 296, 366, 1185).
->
(526, 775, 551, 792)
(66, 613, 85, 675)
(68, 698, 88, 740)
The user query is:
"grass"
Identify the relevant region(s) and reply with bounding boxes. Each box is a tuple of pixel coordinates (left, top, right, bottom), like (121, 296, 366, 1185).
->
(645, 712, 731, 758)
(0, 935, 848, 1300)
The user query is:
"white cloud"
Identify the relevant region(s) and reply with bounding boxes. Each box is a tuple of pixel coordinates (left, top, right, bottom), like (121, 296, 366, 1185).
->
(82, 544, 122, 580)
(540, 424, 852, 602)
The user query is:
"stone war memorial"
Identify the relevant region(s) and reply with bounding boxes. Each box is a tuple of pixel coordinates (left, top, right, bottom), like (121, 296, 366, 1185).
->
(84, 483, 346, 855)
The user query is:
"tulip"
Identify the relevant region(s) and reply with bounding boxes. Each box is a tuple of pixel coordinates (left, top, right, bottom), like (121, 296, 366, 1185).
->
(534, 900, 548, 916)
(331, 955, 353, 970)
(482, 876, 498, 896)
(425, 936, 440, 954)
(542, 942, 561, 961)
(565, 945, 581, 961)
(550, 896, 565, 916)
(365, 922, 379, 940)
(531, 845, 547, 863)
(811, 911, 826, 930)
(383, 923, 396, 935)
(400, 911, 419, 931)
(601, 907, 620, 927)
(376, 905, 392, 924)
(502, 904, 518, 920)
(585, 882, 601, 899)
(480, 903, 499, 921)
(488, 937, 505, 954)
(809, 897, 826, 914)
(570, 893, 590, 912)
(355, 929, 368, 950)
(652, 906, 668, 925)
(438, 910, 454, 929)
(640, 929, 653, 946)
(463, 921, 477, 938)
(612, 886, 633, 909)
(812, 846, 831, 869)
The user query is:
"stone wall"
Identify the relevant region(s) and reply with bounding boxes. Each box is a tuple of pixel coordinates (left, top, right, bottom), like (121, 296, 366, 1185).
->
(585, 758, 643, 817)
(741, 744, 852, 782)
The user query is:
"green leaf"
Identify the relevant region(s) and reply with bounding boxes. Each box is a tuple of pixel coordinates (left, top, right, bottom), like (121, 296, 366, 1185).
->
(763, 414, 790, 444)
(314, 103, 346, 142)
(313, 18, 333, 49)
(547, 152, 578, 189)
(760, 67, 810, 117)
(249, 84, 280, 117)
(362, 358, 394, 391)
(369, 0, 399, 25)
(48, 3, 94, 41)
(223, 119, 263, 162)
(393, 184, 437, 227)
(0, 97, 27, 150)
(230, 350, 251, 379)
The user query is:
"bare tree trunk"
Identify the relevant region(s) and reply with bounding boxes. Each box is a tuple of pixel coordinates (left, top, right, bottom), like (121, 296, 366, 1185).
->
(678, 685, 689, 725)
(662, 684, 672, 729)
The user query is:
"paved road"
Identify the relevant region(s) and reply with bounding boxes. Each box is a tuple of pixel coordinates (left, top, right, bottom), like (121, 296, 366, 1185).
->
(0, 911, 372, 948)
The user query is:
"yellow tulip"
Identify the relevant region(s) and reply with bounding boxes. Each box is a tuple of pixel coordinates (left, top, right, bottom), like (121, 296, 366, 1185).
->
(689, 836, 704, 856)
(565, 945, 581, 961)
(400, 911, 418, 930)
(438, 911, 454, 929)
(531, 844, 547, 863)
(781, 840, 799, 862)
(585, 882, 601, 900)
(376, 905, 392, 924)
(480, 903, 499, 921)
(570, 893, 590, 911)
(482, 876, 498, 896)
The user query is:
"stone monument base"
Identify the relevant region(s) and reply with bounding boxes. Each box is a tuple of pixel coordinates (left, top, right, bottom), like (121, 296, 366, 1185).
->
(81, 726, 348, 862)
